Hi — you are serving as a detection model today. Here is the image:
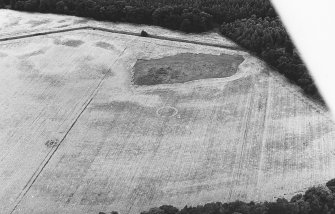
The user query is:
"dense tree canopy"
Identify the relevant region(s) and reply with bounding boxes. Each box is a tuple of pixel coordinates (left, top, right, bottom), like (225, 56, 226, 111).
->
(3, 0, 275, 32)
(221, 16, 319, 99)
(1, 0, 322, 102)
(140, 183, 335, 214)
(99, 180, 335, 214)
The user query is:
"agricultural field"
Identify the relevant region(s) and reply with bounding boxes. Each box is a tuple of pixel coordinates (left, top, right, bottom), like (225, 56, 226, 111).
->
(0, 9, 335, 214)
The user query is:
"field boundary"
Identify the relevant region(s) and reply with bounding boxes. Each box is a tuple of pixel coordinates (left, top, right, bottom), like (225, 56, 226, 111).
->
(0, 25, 244, 51)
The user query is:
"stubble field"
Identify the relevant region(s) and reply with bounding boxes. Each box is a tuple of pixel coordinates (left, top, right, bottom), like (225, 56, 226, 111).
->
(0, 9, 335, 214)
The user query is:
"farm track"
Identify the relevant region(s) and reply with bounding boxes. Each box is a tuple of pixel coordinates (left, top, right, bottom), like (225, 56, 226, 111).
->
(227, 76, 255, 200)
(256, 77, 273, 200)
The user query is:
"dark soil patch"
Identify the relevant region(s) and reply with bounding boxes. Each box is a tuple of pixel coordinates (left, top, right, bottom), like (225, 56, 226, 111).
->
(45, 139, 59, 148)
(133, 53, 244, 86)
(18, 49, 46, 58)
(62, 40, 84, 47)
(17, 60, 65, 87)
(27, 19, 51, 28)
(56, 24, 71, 28)
(95, 41, 115, 51)
(157, 106, 178, 117)
(225, 76, 253, 95)
(73, 19, 89, 25)
(54, 39, 84, 47)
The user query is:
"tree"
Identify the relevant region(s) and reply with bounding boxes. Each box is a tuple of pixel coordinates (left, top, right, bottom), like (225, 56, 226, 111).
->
(75, 0, 87, 16)
(56, 1, 66, 13)
(39, 0, 49, 12)
(191, 13, 202, 32)
(180, 18, 192, 33)
(22, 0, 39, 11)
(285, 39, 294, 55)
(152, 6, 173, 27)
(15, 0, 24, 10)
(64, 0, 75, 13)
(158, 205, 178, 214)
(10, 0, 15, 8)
(125, 6, 151, 24)
(140, 30, 149, 37)
(103, 5, 123, 21)
(326, 178, 335, 192)
(163, 13, 182, 30)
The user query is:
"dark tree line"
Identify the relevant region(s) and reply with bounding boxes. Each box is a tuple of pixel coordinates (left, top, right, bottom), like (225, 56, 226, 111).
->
(1, 0, 322, 101)
(136, 179, 335, 214)
(221, 16, 320, 100)
(99, 179, 335, 214)
(2, 0, 275, 33)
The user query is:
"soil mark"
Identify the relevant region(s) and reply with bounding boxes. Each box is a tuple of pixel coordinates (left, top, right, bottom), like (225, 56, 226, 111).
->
(133, 53, 244, 85)
(95, 41, 115, 51)
(54, 39, 84, 47)
(27, 19, 51, 28)
(18, 48, 47, 59)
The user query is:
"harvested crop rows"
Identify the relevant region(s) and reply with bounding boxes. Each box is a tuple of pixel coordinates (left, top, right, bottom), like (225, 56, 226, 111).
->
(0, 11, 335, 214)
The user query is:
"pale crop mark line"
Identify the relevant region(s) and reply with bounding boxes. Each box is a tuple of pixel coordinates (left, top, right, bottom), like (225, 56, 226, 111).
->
(255, 77, 273, 200)
(61, 44, 134, 206)
(9, 45, 128, 213)
(236, 77, 256, 193)
(10, 75, 106, 214)
(126, 92, 181, 214)
(227, 76, 255, 200)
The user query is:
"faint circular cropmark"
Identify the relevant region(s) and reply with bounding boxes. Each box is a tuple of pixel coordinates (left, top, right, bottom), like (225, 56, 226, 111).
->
(156, 106, 178, 117)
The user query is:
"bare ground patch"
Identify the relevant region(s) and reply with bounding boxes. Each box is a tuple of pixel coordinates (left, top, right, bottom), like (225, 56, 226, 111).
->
(27, 19, 51, 28)
(133, 53, 244, 85)
(17, 60, 65, 87)
(56, 24, 71, 28)
(73, 19, 89, 25)
(18, 48, 47, 59)
(95, 41, 115, 51)
(54, 39, 84, 47)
